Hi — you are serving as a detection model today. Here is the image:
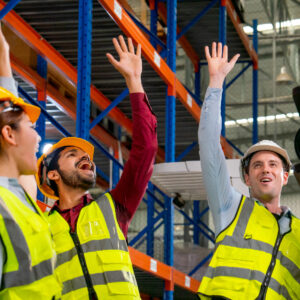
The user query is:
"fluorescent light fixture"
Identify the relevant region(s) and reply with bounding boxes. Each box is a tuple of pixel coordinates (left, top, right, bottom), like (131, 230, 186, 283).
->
(225, 112, 299, 127)
(243, 18, 300, 34)
(43, 143, 53, 154)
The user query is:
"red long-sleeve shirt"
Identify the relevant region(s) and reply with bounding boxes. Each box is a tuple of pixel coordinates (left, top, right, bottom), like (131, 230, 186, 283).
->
(52, 93, 157, 237)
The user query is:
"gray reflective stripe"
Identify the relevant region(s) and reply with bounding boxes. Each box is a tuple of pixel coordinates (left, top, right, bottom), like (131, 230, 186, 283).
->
(219, 235, 274, 254)
(0, 197, 54, 288)
(56, 238, 128, 266)
(232, 197, 254, 237)
(279, 253, 300, 283)
(205, 266, 291, 298)
(62, 270, 137, 295)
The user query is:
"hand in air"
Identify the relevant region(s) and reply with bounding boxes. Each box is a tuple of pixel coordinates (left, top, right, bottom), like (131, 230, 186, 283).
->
(205, 42, 240, 88)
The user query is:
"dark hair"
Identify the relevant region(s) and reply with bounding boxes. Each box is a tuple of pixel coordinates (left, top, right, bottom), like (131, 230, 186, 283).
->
(0, 109, 24, 152)
(45, 146, 68, 197)
(243, 151, 290, 175)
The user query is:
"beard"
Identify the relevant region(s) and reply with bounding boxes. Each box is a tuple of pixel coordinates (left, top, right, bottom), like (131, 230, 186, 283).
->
(57, 166, 96, 191)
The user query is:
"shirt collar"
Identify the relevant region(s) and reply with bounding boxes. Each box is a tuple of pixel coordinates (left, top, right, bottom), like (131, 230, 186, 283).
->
(50, 192, 94, 214)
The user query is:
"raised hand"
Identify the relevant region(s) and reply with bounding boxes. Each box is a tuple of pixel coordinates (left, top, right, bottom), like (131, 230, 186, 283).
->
(106, 35, 143, 93)
(0, 23, 12, 77)
(205, 42, 240, 88)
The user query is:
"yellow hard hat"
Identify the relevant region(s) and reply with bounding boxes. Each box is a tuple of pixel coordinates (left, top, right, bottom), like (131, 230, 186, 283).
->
(0, 87, 40, 123)
(36, 137, 94, 199)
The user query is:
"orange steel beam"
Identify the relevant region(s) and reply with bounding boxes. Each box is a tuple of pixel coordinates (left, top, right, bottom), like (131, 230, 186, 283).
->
(173, 269, 200, 293)
(99, 0, 200, 121)
(99, 0, 236, 158)
(128, 246, 201, 294)
(1, 2, 165, 162)
(226, 0, 258, 68)
(0, 0, 132, 135)
(10, 54, 131, 161)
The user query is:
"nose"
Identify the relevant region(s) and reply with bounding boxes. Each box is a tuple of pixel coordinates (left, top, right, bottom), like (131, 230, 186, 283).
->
(262, 164, 270, 174)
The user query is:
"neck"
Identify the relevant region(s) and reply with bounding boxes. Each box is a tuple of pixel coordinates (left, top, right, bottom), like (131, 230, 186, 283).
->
(256, 195, 282, 215)
(57, 185, 87, 210)
(0, 153, 19, 178)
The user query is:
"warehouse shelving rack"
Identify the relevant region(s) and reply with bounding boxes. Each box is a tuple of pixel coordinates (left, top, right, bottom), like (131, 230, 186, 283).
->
(0, 0, 258, 299)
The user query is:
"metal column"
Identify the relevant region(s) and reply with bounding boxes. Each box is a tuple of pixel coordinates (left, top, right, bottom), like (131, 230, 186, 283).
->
(164, 0, 177, 298)
(219, 0, 227, 137)
(36, 55, 47, 201)
(76, 0, 93, 140)
(252, 19, 258, 144)
(149, 0, 158, 49)
(194, 62, 200, 99)
(147, 182, 155, 257)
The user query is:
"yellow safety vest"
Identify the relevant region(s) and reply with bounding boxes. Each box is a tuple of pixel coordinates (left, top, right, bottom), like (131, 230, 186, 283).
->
(198, 196, 300, 300)
(0, 187, 62, 299)
(47, 192, 141, 300)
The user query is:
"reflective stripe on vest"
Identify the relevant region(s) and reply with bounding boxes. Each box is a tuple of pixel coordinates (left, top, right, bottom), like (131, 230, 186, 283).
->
(0, 188, 61, 299)
(198, 196, 300, 299)
(49, 193, 140, 299)
(0, 197, 54, 287)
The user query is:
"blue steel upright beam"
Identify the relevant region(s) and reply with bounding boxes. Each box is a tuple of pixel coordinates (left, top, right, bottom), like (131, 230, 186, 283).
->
(219, 0, 227, 136)
(194, 62, 200, 100)
(150, 0, 158, 49)
(164, 0, 176, 298)
(76, 0, 92, 140)
(252, 19, 258, 144)
(36, 55, 47, 155)
(36, 55, 47, 202)
(147, 182, 155, 257)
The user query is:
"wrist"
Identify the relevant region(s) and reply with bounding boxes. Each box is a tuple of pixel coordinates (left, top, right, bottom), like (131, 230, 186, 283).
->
(208, 75, 225, 89)
(125, 75, 144, 93)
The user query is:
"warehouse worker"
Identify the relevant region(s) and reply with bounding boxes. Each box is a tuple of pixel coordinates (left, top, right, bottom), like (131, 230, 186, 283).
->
(36, 35, 157, 299)
(0, 26, 61, 298)
(198, 42, 300, 299)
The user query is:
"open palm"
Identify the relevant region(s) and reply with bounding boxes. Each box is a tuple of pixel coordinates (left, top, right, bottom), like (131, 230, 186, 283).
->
(205, 42, 240, 84)
(106, 35, 142, 80)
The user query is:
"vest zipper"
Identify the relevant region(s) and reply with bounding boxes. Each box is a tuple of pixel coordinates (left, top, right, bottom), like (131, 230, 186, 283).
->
(256, 230, 283, 299)
(70, 231, 98, 300)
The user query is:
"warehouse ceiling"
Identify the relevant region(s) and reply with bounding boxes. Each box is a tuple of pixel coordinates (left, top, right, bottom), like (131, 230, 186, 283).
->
(3, 0, 300, 194)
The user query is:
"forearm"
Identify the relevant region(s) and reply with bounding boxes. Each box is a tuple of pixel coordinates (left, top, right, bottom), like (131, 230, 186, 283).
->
(199, 88, 241, 235)
(111, 93, 157, 235)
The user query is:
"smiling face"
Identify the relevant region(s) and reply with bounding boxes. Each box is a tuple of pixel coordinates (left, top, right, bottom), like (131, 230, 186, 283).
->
(244, 151, 289, 203)
(13, 113, 40, 175)
(52, 146, 96, 192)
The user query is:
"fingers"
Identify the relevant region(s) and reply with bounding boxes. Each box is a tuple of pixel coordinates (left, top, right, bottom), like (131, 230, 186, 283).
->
(136, 43, 141, 57)
(228, 53, 240, 69)
(211, 42, 216, 58)
(112, 37, 123, 57)
(217, 42, 222, 58)
(223, 45, 228, 60)
(128, 37, 134, 53)
(204, 46, 211, 61)
(106, 53, 119, 69)
(118, 35, 128, 52)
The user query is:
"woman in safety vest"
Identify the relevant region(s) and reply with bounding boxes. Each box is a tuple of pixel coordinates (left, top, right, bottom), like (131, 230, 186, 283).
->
(0, 25, 61, 299)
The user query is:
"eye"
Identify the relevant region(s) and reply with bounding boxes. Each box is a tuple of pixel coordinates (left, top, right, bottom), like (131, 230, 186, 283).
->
(30, 124, 36, 129)
(67, 153, 75, 157)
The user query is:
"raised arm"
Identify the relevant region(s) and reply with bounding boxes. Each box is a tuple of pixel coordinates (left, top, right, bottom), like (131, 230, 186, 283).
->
(107, 36, 157, 237)
(0, 24, 18, 96)
(199, 42, 241, 236)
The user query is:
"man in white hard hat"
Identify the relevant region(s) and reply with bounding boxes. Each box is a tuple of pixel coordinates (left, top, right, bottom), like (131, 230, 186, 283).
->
(197, 42, 300, 299)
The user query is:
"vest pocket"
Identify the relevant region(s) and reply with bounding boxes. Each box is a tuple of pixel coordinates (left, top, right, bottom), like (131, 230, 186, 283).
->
(96, 251, 138, 296)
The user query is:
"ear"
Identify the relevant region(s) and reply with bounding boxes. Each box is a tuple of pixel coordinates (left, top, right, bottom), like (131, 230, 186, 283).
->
(47, 170, 60, 181)
(282, 171, 289, 186)
(244, 173, 251, 187)
(1, 125, 17, 146)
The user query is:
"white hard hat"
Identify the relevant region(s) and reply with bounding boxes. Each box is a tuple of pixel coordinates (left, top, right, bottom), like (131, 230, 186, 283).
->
(240, 140, 291, 183)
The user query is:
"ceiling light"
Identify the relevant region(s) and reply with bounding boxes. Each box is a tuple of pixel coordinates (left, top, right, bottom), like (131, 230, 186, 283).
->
(276, 66, 293, 85)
